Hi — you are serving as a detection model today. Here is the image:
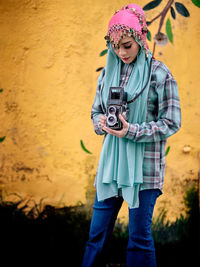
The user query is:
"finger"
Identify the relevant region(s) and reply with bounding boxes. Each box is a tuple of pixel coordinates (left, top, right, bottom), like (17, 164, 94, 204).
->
(119, 114, 125, 122)
(101, 117, 106, 123)
(103, 126, 124, 137)
(119, 114, 128, 126)
(100, 115, 105, 121)
(100, 119, 106, 126)
(102, 126, 116, 135)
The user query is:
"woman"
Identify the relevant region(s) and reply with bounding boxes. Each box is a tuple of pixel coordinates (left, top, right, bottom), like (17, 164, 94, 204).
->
(82, 4, 181, 267)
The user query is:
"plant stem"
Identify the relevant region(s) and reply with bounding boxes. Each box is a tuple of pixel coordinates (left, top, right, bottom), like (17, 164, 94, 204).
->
(148, 0, 174, 29)
(153, 42, 156, 56)
(148, 11, 163, 25)
(149, 0, 174, 56)
(157, 0, 174, 33)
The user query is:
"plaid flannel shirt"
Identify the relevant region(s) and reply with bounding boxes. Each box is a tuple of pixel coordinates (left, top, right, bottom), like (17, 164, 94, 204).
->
(91, 58, 181, 191)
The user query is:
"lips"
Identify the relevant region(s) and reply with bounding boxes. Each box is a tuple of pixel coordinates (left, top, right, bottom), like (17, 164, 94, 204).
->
(122, 57, 130, 61)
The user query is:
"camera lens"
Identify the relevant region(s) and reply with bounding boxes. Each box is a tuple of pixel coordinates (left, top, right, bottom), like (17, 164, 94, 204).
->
(108, 117, 114, 123)
(108, 106, 116, 114)
(107, 115, 117, 126)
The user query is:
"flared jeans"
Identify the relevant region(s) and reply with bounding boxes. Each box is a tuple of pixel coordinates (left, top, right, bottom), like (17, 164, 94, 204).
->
(82, 189, 160, 267)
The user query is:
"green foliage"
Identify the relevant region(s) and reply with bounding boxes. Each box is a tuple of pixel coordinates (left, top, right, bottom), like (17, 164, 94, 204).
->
(0, 195, 91, 266)
(143, 0, 162, 11)
(143, 0, 196, 54)
(166, 18, 173, 44)
(152, 185, 199, 246)
(165, 145, 171, 156)
(100, 49, 108, 57)
(191, 0, 200, 8)
(0, 136, 6, 143)
(170, 6, 176, 19)
(96, 66, 104, 72)
(0, 89, 3, 93)
(147, 30, 152, 41)
(175, 2, 190, 17)
(154, 185, 199, 266)
(152, 208, 188, 244)
(80, 139, 92, 154)
(184, 185, 199, 218)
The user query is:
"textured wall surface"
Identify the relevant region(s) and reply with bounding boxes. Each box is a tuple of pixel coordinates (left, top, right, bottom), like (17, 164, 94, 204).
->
(0, 0, 199, 221)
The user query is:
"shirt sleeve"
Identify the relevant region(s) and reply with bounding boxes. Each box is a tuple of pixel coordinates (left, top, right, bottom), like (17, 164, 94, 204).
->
(125, 66, 181, 143)
(91, 69, 106, 135)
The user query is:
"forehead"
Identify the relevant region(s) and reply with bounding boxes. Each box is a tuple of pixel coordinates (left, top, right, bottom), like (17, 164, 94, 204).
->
(120, 36, 134, 44)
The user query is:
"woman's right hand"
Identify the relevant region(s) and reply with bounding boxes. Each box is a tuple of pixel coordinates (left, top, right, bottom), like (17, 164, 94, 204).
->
(99, 115, 106, 130)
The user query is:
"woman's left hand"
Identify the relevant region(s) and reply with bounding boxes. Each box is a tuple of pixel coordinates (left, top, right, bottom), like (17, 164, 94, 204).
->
(102, 114, 129, 138)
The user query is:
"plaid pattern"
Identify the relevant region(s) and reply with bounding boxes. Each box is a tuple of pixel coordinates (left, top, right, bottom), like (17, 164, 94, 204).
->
(91, 59, 181, 191)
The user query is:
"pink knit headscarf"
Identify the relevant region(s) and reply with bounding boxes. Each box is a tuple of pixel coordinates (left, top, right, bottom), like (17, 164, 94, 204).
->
(105, 4, 149, 56)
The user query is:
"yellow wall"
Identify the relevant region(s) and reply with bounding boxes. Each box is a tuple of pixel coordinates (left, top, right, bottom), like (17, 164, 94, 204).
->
(0, 0, 199, 221)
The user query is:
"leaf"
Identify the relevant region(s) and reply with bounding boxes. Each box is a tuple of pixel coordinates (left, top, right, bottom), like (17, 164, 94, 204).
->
(80, 140, 92, 154)
(0, 136, 6, 143)
(0, 89, 3, 93)
(147, 30, 151, 41)
(166, 18, 173, 43)
(96, 67, 104, 72)
(143, 0, 162, 11)
(99, 49, 108, 57)
(191, 0, 200, 8)
(165, 146, 171, 156)
(175, 2, 190, 17)
(170, 6, 176, 19)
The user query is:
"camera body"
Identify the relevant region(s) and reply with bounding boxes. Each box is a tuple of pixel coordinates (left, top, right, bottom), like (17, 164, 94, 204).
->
(106, 87, 129, 130)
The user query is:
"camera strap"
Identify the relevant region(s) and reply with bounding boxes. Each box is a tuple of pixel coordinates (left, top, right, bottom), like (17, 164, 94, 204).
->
(99, 57, 153, 112)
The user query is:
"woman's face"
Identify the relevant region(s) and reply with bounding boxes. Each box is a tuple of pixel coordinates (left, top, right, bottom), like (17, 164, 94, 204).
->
(112, 36, 140, 64)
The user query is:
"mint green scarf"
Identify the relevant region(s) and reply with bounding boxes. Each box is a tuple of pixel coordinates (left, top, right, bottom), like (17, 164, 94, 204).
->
(96, 44, 152, 208)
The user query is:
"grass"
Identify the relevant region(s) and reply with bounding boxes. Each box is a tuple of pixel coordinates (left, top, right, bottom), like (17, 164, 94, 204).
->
(0, 185, 199, 267)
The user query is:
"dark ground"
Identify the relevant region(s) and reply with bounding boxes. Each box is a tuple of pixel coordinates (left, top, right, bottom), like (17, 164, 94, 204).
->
(0, 185, 199, 267)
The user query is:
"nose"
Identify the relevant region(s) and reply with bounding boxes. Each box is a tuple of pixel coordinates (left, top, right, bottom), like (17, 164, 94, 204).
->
(118, 47, 127, 57)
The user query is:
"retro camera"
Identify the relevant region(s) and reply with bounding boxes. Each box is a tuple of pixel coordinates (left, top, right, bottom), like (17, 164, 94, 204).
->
(106, 87, 129, 130)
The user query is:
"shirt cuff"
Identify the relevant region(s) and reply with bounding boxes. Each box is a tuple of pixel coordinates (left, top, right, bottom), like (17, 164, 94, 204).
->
(125, 123, 138, 140)
(93, 116, 106, 135)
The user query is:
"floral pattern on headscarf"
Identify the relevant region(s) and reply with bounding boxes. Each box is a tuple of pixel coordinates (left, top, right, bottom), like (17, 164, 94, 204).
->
(105, 4, 149, 57)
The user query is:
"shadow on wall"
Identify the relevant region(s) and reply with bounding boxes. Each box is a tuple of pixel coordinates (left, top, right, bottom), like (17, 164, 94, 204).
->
(0, 182, 199, 267)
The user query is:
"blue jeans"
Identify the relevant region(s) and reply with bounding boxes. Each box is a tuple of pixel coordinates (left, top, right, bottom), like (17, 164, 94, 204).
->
(82, 189, 160, 267)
